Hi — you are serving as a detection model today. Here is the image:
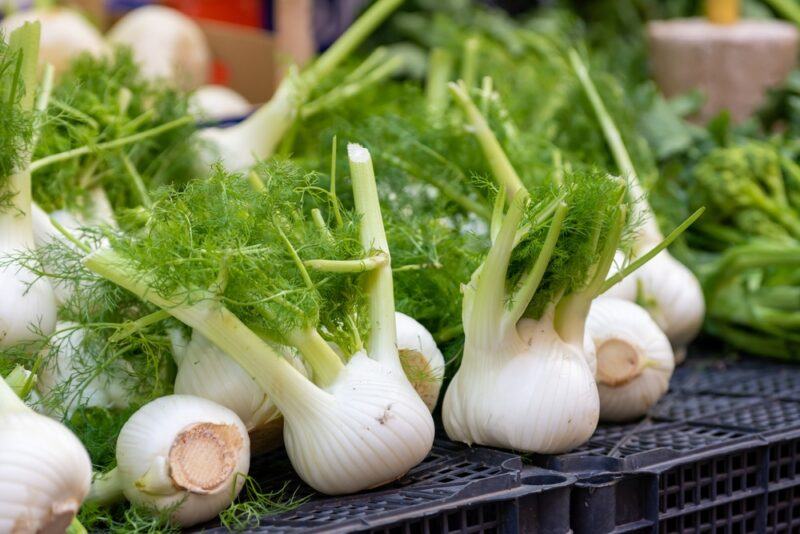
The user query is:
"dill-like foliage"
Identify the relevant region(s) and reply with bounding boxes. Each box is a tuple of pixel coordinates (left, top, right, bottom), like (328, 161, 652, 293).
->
(78, 500, 182, 534)
(509, 170, 632, 319)
(33, 48, 199, 214)
(0, 230, 175, 466)
(110, 161, 368, 352)
(219, 477, 308, 532)
(0, 32, 34, 204)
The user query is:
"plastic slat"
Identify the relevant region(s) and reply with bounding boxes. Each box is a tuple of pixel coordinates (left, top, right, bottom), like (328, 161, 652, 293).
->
(195, 440, 573, 533)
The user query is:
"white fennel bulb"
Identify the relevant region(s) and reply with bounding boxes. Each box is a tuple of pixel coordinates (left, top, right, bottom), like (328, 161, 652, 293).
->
(0, 372, 92, 533)
(107, 5, 210, 91)
(38, 322, 131, 416)
(441, 81, 673, 454)
(191, 85, 251, 121)
(0, 22, 57, 347)
(395, 311, 445, 411)
(85, 144, 435, 496)
(518, 317, 597, 377)
(283, 350, 433, 494)
(0, 7, 106, 76)
(446, 305, 599, 453)
(198, 0, 403, 171)
(90, 395, 250, 527)
(603, 251, 637, 302)
(605, 251, 704, 363)
(171, 329, 311, 451)
(172, 330, 275, 430)
(570, 50, 705, 362)
(586, 298, 674, 422)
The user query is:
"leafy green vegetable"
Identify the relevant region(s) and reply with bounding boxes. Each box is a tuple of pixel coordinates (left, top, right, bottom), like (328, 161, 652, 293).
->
(33, 48, 198, 215)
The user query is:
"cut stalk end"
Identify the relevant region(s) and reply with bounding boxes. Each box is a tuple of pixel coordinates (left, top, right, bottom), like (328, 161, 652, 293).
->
(169, 422, 245, 494)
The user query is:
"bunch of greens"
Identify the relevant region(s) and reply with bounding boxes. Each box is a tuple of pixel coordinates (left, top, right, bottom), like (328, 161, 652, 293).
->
(659, 141, 800, 358)
(32, 48, 198, 215)
(0, 227, 175, 468)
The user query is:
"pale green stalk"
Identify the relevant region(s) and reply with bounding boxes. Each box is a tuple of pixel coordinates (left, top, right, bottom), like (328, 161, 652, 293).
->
(311, 208, 334, 242)
(223, 0, 404, 161)
(121, 153, 152, 208)
(426, 48, 454, 118)
(83, 249, 323, 415)
(4, 365, 34, 399)
(329, 136, 343, 228)
(301, 55, 404, 119)
(30, 116, 193, 173)
(554, 206, 626, 346)
(601, 207, 706, 293)
(0, 370, 29, 413)
(503, 202, 567, 329)
(302, 0, 404, 88)
(467, 193, 527, 347)
(448, 81, 526, 200)
(108, 309, 171, 342)
(348, 145, 398, 369)
(344, 47, 389, 83)
(490, 183, 507, 243)
(3, 23, 39, 224)
(286, 328, 344, 388)
(568, 49, 662, 243)
(461, 37, 480, 89)
(304, 254, 387, 273)
(32, 63, 54, 147)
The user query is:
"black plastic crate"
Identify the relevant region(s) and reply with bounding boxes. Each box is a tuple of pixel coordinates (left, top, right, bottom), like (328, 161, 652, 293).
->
(197, 439, 574, 533)
(534, 356, 800, 533)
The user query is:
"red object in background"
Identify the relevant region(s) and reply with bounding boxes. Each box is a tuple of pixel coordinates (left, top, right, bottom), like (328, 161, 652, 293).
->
(163, 0, 266, 28)
(210, 60, 230, 85)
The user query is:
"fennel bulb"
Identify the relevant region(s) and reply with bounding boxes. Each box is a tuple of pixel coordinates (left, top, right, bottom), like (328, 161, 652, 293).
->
(172, 330, 276, 430)
(84, 149, 434, 495)
(171, 329, 309, 451)
(587, 298, 674, 421)
(396, 311, 445, 411)
(446, 300, 600, 453)
(0, 7, 107, 76)
(442, 85, 605, 452)
(191, 85, 252, 121)
(198, 0, 403, 171)
(89, 395, 250, 527)
(0, 23, 57, 347)
(0, 370, 92, 533)
(37, 321, 131, 416)
(604, 250, 704, 363)
(107, 5, 210, 91)
(570, 50, 705, 361)
(441, 81, 689, 454)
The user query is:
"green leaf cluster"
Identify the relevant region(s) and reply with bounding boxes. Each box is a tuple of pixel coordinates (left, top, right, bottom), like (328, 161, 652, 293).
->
(110, 161, 367, 352)
(0, 32, 34, 201)
(33, 48, 199, 214)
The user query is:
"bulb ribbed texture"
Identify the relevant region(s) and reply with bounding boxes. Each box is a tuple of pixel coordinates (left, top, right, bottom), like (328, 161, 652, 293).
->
(443, 318, 599, 454)
(0, 412, 91, 533)
(282, 353, 434, 495)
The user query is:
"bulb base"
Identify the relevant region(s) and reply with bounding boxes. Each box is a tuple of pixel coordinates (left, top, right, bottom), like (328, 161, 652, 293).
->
(596, 338, 645, 387)
(169, 422, 244, 494)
